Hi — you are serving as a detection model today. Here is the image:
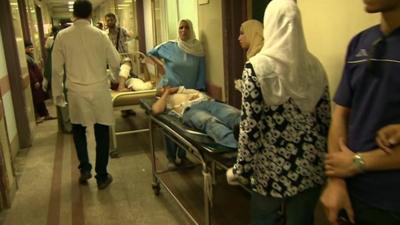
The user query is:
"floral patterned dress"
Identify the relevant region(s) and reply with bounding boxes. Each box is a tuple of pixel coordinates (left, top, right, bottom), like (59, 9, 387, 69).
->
(233, 62, 331, 198)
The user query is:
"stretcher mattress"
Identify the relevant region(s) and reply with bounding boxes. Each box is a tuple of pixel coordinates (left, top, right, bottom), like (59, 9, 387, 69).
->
(111, 89, 156, 107)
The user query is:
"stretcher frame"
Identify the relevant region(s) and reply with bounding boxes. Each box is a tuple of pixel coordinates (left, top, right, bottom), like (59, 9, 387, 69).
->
(109, 51, 160, 157)
(148, 114, 213, 225)
(143, 99, 240, 225)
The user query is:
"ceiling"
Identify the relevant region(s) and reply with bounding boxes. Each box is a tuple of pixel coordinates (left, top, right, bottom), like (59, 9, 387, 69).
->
(40, 0, 105, 19)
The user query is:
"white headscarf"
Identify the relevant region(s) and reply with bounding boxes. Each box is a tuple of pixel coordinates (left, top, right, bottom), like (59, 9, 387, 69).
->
(177, 19, 204, 57)
(249, 0, 327, 113)
(241, 20, 264, 59)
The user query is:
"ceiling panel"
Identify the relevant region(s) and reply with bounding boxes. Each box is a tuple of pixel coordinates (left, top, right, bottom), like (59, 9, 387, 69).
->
(41, 0, 106, 18)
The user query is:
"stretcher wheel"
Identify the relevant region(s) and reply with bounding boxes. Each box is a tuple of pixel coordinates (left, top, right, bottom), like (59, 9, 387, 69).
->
(109, 150, 120, 158)
(152, 183, 161, 196)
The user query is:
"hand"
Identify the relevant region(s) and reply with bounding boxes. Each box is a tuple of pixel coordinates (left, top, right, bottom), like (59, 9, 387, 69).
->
(226, 168, 241, 185)
(325, 139, 359, 178)
(34, 82, 41, 89)
(42, 78, 48, 92)
(118, 87, 130, 92)
(157, 63, 165, 75)
(165, 87, 179, 95)
(38, 60, 43, 68)
(117, 83, 129, 92)
(376, 124, 400, 154)
(234, 79, 243, 92)
(55, 95, 67, 107)
(320, 179, 355, 225)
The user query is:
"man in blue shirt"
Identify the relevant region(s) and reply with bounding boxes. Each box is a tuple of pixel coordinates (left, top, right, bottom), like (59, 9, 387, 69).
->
(320, 0, 400, 224)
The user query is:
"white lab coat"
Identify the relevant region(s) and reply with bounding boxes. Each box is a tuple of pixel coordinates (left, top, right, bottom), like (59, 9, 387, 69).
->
(52, 19, 120, 126)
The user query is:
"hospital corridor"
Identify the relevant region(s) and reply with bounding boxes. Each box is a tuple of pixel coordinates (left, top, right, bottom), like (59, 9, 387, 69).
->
(1, 0, 399, 225)
(0, 104, 250, 225)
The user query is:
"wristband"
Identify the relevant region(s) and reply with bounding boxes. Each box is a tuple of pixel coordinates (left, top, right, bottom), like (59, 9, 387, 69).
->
(353, 153, 366, 172)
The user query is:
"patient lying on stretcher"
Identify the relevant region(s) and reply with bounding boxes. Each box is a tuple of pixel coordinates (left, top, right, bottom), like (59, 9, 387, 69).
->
(110, 57, 154, 92)
(152, 86, 240, 148)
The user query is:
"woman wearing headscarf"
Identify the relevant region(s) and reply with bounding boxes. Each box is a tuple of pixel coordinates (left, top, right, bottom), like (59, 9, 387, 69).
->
(148, 19, 205, 91)
(239, 19, 264, 60)
(148, 19, 206, 168)
(236, 19, 264, 91)
(227, 0, 331, 224)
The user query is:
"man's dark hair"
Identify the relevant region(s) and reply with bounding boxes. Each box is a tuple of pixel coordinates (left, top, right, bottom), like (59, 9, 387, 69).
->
(105, 13, 116, 19)
(24, 41, 33, 48)
(73, 0, 92, 18)
(51, 26, 60, 35)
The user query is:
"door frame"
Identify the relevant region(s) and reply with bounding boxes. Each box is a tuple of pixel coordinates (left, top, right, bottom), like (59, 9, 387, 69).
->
(35, 4, 46, 62)
(0, 100, 11, 209)
(136, 0, 147, 53)
(222, 0, 247, 108)
(0, 0, 33, 148)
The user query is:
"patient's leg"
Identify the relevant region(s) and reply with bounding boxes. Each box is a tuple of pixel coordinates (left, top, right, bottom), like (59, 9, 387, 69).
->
(182, 107, 237, 148)
(193, 101, 241, 129)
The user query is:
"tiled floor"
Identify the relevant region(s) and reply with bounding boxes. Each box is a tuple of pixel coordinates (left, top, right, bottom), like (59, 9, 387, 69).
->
(0, 105, 197, 225)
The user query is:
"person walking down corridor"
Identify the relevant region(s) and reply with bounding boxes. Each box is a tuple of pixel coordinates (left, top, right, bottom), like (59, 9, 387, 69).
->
(52, 0, 120, 189)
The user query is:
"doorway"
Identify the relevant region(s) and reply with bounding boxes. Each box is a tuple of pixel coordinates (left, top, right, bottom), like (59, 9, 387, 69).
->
(222, 0, 247, 108)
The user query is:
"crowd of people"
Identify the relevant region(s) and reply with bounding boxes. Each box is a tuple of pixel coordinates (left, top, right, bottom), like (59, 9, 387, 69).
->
(24, 0, 400, 224)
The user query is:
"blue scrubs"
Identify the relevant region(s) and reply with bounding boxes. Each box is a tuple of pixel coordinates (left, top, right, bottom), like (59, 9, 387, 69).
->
(148, 41, 207, 163)
(148, 41, 206, 90)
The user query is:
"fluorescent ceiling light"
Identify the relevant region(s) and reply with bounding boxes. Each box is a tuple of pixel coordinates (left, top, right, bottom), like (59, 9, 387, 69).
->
(68, 1, 74, 5)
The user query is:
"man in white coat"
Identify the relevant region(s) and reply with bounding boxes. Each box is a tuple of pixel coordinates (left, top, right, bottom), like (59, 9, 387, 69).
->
(52, 0, 120, 189)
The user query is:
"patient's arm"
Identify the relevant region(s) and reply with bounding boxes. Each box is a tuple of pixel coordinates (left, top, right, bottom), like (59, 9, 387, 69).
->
(151, 94, 167, 115)
(117, 60, 131, 92)
(147, 55, 165, 75)
(152, 87, 179, 114)
(117, 77, 129, 91)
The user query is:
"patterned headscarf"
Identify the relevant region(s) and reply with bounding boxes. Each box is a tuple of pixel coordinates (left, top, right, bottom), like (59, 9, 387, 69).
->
(177, 19, 204, 57)
(241, 20, 264, 59)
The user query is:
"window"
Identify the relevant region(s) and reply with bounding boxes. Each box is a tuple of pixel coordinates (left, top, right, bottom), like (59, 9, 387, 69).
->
(153, 0, 198, 45)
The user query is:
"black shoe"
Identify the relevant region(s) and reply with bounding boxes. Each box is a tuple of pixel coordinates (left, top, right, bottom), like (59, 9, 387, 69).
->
(167, 160, 177, 170)
(79, 171, 92, 184)
(97, 174, 113, 190)
(175, 157, 195, 168)
(127, 109, 136, 116)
